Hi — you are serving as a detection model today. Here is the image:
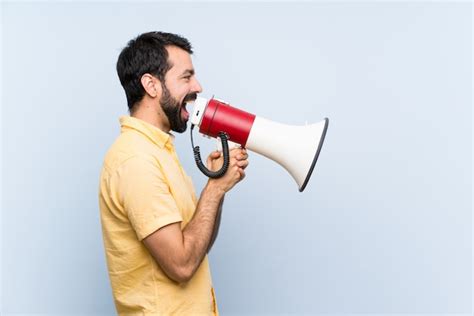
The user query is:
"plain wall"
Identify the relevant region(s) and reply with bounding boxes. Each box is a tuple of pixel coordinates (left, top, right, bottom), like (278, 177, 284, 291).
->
(1, 2, 472, 315)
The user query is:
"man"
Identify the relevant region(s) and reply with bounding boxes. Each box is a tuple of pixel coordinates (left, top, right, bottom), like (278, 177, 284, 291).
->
(99, 31, 249, 315)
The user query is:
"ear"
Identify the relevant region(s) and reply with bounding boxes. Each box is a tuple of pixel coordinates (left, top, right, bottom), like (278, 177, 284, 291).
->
(140, 73, 161, 98)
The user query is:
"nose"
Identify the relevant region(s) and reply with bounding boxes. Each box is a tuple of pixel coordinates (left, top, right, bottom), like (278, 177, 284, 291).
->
(192, 77, 203, 94)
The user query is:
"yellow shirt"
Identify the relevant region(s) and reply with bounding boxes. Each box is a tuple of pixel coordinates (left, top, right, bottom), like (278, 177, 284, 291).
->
(99, 116, 218, 315)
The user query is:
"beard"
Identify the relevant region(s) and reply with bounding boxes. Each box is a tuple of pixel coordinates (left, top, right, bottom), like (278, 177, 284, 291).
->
(160, 84, 196, 133)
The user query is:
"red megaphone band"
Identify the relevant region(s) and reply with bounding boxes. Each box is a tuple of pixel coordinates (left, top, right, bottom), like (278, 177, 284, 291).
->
(199, 99, 256, 146)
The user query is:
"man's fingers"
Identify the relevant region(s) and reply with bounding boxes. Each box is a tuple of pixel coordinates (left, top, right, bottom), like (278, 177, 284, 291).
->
(237, 160, 249, 169)
(209, 151, 222, 160)
(207, 151, 223, 168)
(236, 153, 249, 161)
(229, 148, 246, 158)
(238, 168, 246, 180)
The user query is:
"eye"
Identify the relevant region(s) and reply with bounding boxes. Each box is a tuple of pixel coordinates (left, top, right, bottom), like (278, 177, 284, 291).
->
(183, 76, 191, 81)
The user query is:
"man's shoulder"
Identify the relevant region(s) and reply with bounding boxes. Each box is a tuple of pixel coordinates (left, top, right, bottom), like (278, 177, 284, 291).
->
(101, 130, 162, 173)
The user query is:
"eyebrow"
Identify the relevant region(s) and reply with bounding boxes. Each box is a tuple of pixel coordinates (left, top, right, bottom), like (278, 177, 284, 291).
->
(181, 69, 195, 76)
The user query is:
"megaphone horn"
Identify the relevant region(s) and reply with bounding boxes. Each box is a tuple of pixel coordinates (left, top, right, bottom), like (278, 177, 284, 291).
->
(188, 97, 329, 192)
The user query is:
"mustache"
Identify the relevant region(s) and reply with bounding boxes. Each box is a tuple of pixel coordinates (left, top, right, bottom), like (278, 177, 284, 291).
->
(183, 93, 197, 103)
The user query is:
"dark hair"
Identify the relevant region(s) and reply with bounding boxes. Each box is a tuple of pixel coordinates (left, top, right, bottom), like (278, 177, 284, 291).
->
(116, 31, 193, 112)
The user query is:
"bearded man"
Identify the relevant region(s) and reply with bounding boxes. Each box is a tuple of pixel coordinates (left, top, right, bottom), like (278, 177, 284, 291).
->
(99, 31, 248, 315)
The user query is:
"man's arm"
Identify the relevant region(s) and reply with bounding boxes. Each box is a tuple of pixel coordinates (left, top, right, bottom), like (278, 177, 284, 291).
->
(143, 148, 248, 284)
(143, 182, 224, 283)
(207, 197, 224, 253)
(205, 148, 248, 253)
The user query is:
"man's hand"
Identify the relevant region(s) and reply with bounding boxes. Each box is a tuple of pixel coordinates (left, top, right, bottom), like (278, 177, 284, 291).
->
(206, 147, 249, 193)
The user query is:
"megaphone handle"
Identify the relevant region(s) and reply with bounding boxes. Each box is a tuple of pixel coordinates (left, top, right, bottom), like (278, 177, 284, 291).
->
(192, 130, 230, 179)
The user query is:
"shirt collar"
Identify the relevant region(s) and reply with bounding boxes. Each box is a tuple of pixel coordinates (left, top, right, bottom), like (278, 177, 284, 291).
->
(119, 115, 175, 149)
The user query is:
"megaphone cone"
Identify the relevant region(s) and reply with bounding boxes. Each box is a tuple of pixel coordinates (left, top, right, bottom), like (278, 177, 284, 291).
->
(245, 117, 329, 192)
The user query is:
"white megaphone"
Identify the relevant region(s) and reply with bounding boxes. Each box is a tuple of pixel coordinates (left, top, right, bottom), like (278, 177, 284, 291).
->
(188, 97, 329, 192)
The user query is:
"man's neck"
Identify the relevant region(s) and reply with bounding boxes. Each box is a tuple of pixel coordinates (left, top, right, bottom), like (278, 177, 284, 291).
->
(132, 103, 170, 133)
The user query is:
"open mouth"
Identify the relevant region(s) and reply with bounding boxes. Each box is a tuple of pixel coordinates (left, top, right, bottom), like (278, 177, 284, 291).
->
(181, 94, 197, 122)
(181, 103, 190, 121)
(180, 101, 191, 121)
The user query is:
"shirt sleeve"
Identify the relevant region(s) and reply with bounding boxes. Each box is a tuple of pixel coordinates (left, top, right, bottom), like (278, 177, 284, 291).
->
(116, 154, 183, 241)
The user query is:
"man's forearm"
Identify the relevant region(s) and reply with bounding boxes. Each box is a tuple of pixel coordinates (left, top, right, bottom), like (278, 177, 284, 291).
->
(181, 182, 224, 276)
(207, 197, 224, 253)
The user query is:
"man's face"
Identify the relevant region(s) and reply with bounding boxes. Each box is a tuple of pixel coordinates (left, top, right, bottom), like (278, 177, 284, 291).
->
(159, 46, 202, 133)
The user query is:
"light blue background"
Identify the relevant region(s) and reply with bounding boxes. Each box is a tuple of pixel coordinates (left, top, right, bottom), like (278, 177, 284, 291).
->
(1, 1, 472, 315)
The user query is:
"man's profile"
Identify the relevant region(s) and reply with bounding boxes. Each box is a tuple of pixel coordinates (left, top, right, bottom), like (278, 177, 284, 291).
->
(98, 31, 248, 315)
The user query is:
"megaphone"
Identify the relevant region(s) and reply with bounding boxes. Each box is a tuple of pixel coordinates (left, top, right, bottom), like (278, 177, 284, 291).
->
(188, 97, 329, 192)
